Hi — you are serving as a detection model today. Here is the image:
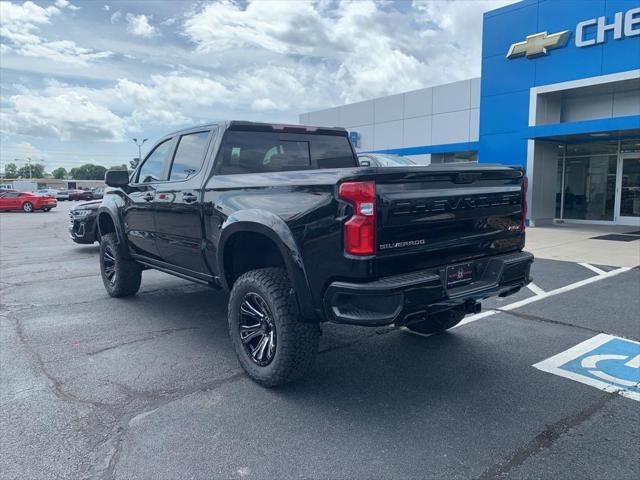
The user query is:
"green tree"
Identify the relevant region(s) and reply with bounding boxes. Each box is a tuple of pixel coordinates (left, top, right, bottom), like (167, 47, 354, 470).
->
(17, 163, 45, 178)
(52, 167, 68, 179)
(3, 162, 18, 178)
(69, 163, 108, 180)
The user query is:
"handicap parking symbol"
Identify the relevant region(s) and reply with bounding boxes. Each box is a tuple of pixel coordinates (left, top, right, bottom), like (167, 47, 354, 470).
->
(534, 334, 640, 402)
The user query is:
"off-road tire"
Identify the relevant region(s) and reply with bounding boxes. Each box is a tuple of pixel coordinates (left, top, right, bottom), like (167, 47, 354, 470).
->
(228, 268, 320, 387)
(404, 306, 466, 335)
(100, 233, 141, 297)
(22, 202, 33, 213)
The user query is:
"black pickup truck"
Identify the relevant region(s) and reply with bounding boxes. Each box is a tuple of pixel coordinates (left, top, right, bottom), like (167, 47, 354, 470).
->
(98, 121, 533, 386)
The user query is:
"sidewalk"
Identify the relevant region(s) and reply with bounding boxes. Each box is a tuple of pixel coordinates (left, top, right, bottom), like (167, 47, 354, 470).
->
(526, 223, 640, 268)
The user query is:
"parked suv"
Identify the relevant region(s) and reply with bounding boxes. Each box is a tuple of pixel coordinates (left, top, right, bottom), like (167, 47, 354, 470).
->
(69, 200, 101, 244)
(98, 121, 533, 386)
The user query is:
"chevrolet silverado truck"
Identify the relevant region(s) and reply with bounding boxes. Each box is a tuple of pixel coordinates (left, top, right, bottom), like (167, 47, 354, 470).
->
(98, 121, 533, 386)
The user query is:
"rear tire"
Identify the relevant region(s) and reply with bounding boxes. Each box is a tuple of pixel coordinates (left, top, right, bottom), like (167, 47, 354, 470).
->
(228, 268, 320, 387)
(22, 202, 33, 213)
(404, 306, 466, 335)
(100, 233, 141, 297)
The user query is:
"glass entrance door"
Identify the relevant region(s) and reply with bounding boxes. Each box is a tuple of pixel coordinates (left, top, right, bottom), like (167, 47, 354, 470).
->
(560, 154, 617, 222)
(616, 154, 640, 226)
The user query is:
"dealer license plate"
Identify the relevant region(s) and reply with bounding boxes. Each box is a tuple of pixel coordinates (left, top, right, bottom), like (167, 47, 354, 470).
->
(446, 262, 474, 289)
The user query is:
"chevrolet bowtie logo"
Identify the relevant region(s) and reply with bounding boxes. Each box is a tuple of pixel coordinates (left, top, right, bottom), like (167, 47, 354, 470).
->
(506, 31, 570, 59)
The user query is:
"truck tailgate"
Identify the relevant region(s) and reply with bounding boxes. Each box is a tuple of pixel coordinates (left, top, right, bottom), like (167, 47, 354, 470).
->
(370, 165, 526, 275)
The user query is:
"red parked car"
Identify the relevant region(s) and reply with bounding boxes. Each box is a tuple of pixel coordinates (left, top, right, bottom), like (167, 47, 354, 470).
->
(68, 189, 94, 201)
(0, 191, 57, 212)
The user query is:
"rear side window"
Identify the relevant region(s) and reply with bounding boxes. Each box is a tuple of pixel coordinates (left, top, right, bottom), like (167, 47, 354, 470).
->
(215, 131, 356, 175)
(138, 139, 173, 183)
(169, 131, 211, 181)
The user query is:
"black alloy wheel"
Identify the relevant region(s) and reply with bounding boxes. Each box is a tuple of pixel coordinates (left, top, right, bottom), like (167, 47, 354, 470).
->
(102, 244, 117, 286)
(228, 268, 320, 387)
(99, 233, 141, 297)
(239, 292, 277, 366)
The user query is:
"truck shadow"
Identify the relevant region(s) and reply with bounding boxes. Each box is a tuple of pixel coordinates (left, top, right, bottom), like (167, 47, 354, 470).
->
(110, 281, 490, 398)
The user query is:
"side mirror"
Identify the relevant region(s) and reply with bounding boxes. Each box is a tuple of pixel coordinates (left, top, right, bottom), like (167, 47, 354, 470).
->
(359, 159, 371, 167)
(104, 170, 129, 187)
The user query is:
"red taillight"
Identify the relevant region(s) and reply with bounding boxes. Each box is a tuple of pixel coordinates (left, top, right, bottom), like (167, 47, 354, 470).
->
(339, 181, 376, 256)
(521, 175, 528, 231)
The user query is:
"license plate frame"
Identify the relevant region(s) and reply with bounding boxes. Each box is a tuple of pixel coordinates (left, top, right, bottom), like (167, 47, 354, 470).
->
(445, 262, 475, 289)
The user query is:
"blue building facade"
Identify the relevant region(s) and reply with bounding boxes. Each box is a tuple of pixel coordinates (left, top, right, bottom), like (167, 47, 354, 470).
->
(303, 0, 639, 226)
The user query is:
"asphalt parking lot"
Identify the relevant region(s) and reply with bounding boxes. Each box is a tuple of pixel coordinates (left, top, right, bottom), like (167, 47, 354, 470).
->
(1, 202, 639, 480)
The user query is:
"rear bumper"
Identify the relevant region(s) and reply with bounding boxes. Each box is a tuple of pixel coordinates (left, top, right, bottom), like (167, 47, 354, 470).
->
(323, 251, 533, 326)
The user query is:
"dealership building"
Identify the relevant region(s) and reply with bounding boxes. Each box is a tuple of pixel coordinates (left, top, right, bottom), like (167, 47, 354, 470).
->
(301, 0, 640, 226)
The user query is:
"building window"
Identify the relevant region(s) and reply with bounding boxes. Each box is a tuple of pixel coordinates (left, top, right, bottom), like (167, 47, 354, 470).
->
(430, 150, 478, 164)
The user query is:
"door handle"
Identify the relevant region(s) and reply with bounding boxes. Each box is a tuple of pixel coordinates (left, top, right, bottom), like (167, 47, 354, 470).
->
(142, 192, 155, 202)
(182, 192, 198, 204)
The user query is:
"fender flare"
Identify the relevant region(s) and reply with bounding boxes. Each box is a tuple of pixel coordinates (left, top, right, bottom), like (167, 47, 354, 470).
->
(97, 198, 130, 258)
(217, 209, 317, 321)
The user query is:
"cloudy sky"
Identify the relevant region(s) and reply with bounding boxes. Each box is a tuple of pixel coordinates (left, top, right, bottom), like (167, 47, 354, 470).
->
(0, 0, 515, 172)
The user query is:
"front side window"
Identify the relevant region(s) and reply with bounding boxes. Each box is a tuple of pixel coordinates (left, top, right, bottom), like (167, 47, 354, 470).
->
(169, 131, 211, 181)
(137, 139, 173, 183)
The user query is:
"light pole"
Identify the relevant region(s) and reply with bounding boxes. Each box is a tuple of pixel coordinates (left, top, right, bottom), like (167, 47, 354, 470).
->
(132, 138, 148, 162)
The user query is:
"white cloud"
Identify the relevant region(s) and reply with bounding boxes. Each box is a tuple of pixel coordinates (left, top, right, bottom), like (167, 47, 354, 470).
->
(0, 0, 523, 160)
(0, 141, 47, 162)
(183, 0, 329, 55)
(130, 108, 191, 128)
(13, 39, 112, 64)
(0, 0, 110, 65)
(183, 0, 517, 105)
(2, 90, 126, 142)
(55, 0, 80, 11)
(126, 13, 158, 38)
(114, 74, 227, 124)
(0, 0, 60, 39)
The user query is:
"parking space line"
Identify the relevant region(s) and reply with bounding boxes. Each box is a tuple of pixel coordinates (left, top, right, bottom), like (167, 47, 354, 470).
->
(578, 263, 607, 276)
(456, 266, 632, 329)
(526, 282, 545, 296)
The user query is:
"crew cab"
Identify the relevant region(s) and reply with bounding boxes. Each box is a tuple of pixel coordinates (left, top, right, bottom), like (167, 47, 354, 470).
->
(98, 121, 533, 386)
